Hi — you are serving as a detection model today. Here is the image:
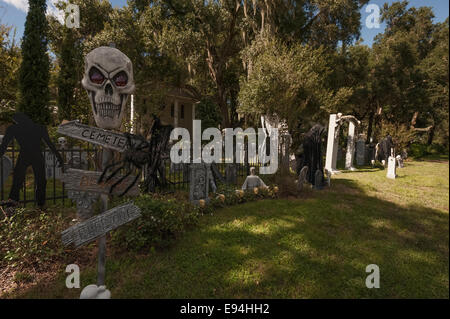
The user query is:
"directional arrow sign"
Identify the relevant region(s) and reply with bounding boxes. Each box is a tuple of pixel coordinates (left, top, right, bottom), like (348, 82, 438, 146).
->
(61, 168, 140, 197)
(62, 202, 142, 248)
(57, 121, 140, 152)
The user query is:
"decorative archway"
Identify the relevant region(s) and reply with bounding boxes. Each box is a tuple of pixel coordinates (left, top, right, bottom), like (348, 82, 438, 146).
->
(325, 113, 361, 174)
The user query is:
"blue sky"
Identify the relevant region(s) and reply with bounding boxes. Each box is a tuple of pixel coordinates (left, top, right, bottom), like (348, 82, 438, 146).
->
(0, 0, 448, 46)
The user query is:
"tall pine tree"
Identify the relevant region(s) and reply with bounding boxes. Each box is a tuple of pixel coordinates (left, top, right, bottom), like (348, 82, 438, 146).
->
(57, 27, 78, 122)
(17, 0, 51, 125)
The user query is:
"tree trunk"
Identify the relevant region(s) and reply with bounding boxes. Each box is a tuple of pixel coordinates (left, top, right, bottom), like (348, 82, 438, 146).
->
(427, 126, 435, 145)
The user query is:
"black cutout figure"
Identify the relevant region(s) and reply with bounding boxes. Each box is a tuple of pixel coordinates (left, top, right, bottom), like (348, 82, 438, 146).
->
(0, 113, 63, 208)
(375, 135, 394, 165)
(301, 124, 326, 186)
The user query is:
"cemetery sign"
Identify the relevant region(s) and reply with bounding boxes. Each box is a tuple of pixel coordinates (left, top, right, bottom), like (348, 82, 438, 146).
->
(62, 202, 141, 248)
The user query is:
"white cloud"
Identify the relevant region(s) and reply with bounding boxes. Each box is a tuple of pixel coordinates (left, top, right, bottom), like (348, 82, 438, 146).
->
(1, 0, 29, 12)
(1, 0, 65, 24)
(47, 0, 65, 24)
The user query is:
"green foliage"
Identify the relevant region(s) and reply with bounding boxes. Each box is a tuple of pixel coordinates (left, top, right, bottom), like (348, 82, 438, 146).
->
(111, 195, 201, 251)
(0, 23, 20, 121)
(17, 0, 51, 125)
(195, 98, 222, 129)
(0, 208, 69, 269)
(57, 27, 81, 122)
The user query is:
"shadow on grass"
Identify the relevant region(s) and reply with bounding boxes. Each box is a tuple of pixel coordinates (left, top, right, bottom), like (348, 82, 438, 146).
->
(7, 176, 449, 299)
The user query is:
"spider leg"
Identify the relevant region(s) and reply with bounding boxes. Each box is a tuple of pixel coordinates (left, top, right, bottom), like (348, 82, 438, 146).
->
(98, 161, 122, 184)
(109, 168, 132, 195)
(104, 163, 127, 183)
(118, 168, 141, 197)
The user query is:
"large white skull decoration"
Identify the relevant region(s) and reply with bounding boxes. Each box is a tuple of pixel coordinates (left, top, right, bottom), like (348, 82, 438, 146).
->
(82, 47, 135, 130)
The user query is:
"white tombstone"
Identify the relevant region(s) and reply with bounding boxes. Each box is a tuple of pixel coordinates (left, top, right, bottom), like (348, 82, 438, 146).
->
(387, 156, 397, 179)
(345, 121, 357, 171)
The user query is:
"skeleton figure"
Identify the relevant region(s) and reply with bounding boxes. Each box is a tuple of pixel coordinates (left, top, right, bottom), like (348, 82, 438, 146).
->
(82, 47, 135, 130)
(58, 137, 67, 150)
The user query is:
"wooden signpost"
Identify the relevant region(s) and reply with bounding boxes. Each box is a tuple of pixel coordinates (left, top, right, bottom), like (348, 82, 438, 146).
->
(61, 168, 140, 197)
(58, 122, 141, 299)
(57, 121, 140, 153)
(62, 202, 141, 248)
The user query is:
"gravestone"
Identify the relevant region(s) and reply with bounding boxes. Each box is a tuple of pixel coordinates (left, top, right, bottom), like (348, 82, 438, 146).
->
(225, 163, 237, 184)
(66, 147, 88, 170)
(345, 121, 357, 171)
(325, 169, 331, 187)
(67, 190, 100, 221)
(387, 156, 397, 179)
(44, 152, 63, 179)
(314, 170, 324, 190)
(1, 155, 13, 187)
(298, 166, 308, 191)
(189, 163, 210, 205)
(356, 138, 366, 166)
(396, 155, 404, 168)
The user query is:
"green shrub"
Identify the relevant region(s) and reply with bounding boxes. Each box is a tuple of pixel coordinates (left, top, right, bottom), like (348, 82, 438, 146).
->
(0, 207, 71, 269)
(111, 195, 201, 251)
(409, 143, 449, 158)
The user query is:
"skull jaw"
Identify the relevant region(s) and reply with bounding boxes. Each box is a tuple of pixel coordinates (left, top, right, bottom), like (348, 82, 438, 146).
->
(88, 91, 129, 130)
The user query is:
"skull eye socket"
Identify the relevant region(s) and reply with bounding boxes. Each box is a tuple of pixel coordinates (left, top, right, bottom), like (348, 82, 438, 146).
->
(113, 71, 128, 87)
(89, 67, 105, 85)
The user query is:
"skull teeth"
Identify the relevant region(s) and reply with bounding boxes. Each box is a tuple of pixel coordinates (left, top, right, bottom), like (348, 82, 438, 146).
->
(97, 103, 121, 119)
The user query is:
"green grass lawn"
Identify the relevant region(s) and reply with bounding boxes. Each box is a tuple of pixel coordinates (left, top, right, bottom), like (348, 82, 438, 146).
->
(5, 159, 449, 299)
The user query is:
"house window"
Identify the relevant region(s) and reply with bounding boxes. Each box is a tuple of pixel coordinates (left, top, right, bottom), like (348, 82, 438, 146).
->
(181, 105, 185, 119)
(171, 104, 175, 118)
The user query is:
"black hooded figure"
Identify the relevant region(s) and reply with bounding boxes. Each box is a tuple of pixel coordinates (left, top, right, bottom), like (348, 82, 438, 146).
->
(0, 113, 63, 208)
(301, 124, 326, 186)
(375, 135, 395, 164)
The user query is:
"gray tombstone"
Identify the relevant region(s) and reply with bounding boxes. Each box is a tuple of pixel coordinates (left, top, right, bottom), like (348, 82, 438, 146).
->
(325, 169, 331, 187)
(1, 155, 13, 187)
(44, 152, 63, 179)
(225, 163, 237, 185)
(67, 190, 100, 221)
(396, 155, 404, 168)
(189, 163, 210, 205)
(314, 170, 324, 190)
(298, 166, 309, 191)
(206, 164, 217, 193)
(66, 147, 88, 170)
(356, 138, 366, 166)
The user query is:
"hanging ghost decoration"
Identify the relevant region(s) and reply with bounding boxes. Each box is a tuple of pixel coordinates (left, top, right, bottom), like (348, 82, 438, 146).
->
(82, 47, 135, 130)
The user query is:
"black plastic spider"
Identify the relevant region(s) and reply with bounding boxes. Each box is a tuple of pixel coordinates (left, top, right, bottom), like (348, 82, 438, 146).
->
(98, 132, 150, 197)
